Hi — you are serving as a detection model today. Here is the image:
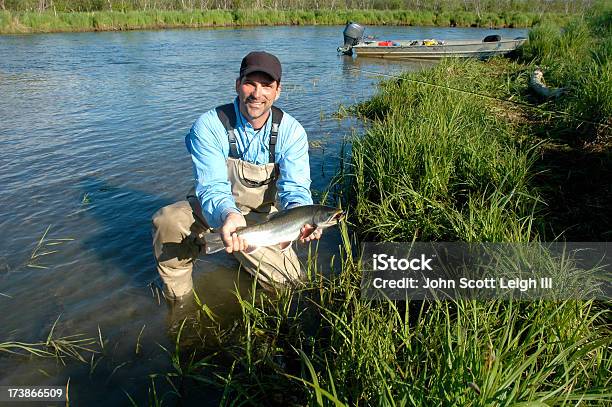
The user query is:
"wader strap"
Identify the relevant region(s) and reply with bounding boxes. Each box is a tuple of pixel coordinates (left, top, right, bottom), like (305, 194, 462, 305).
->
(269, 106, 283, 164)
(216, 103, 284, 163)
(216, 103, 239, 159)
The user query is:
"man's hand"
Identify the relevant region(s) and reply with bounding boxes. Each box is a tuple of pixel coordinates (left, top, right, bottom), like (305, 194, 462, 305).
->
(300, 224, 322, 243)
(221, 212, 248, 253)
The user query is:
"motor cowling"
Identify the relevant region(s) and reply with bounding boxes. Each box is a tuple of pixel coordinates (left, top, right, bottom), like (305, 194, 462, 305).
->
(343, 22, 365, 47)
(483, 34, 501, 42)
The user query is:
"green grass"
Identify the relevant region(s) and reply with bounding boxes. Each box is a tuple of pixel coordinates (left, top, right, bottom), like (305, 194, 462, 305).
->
(519, 7, 612, 131)
(150, 226, 610, 405)
(349, 59, 541, 243)
(26, 225, 74, 269)
(0, 9, 574, 34)
(1, 315, 97, 363)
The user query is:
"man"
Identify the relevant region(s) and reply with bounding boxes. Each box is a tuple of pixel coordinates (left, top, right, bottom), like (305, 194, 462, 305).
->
(152, 51, 321, 300)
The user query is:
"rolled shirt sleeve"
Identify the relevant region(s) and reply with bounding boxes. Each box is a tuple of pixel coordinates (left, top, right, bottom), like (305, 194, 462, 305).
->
(185, 110, 240, 229)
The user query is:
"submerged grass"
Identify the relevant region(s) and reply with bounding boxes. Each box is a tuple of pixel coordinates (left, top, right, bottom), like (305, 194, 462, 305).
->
(0, 9, 574, 34)
(26, 225, 74, 269)
(144, 7, 612, 406)
(0, 315, 97, 364)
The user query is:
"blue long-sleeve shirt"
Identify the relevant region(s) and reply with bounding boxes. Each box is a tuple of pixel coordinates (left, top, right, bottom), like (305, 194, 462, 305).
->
(185, 98, 313, 229)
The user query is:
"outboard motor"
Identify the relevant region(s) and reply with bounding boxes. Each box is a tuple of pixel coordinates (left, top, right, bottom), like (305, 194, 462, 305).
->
(343, 22, 365, 47)
(483, 34, 501, 42)
(338, 22, 365, 55)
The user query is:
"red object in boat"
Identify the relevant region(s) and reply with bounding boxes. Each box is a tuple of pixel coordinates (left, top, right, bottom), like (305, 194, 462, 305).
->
(377, 41, 393, 46)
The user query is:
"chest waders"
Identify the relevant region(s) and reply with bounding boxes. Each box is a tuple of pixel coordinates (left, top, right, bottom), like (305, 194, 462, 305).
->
(188, 104, 300, 290)
(153, 103, 302, 300)
(215, 103, 283, 223)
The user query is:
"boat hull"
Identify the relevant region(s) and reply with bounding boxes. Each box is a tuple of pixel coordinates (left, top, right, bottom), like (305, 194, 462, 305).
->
(352, 39, 526, 59)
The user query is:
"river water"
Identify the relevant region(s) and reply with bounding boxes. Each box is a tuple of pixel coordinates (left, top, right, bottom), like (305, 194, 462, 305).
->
(0, 25, 527, 405)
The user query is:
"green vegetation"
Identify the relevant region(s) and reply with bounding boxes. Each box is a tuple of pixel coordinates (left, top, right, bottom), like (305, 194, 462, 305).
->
(520, 8, 612, 136)
(349, 4, 612, 243)
(27, 225, 74, 269)
(0, 0, 591, 34)
(351, 59, 539, 243)
(0, 0, 593, 14)
(137, 5, 611, 406)
(200, 271, 609, 405)
(0, 8, 576, 34)
(1, 316, 97, 363)
(517, 4, 612, 239)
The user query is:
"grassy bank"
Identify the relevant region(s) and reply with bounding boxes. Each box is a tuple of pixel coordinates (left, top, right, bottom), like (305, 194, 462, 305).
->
(520, 11, 612, 138)
(518, 5, 612, 239)
(137, 7, 612, 407)
(0, 9, 574, 34)
(350, 59, 540, 243)
(349, 4, 611, 242)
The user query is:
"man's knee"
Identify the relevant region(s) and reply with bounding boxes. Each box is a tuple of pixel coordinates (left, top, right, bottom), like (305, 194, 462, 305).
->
(152, 201, 200, 267)
(153, 203, 187, 232)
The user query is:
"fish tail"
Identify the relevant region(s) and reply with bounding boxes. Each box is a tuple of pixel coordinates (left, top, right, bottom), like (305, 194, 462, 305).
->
(204, 233, 225, 254)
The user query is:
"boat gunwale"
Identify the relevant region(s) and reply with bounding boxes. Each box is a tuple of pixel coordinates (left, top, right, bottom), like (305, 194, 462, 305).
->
(353, 38, 526, 49)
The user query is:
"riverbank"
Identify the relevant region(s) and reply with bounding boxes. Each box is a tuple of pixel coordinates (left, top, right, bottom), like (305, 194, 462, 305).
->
(0, 9, 573, 34)
(160, 6, 611, 405)
(350, 18, 611, 242)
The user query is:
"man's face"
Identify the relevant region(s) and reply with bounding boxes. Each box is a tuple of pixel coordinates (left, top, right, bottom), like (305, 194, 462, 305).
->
(235, 72, 281, 122)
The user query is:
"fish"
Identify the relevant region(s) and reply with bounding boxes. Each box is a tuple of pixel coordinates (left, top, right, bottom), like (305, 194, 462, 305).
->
(203, 205, 345, 255)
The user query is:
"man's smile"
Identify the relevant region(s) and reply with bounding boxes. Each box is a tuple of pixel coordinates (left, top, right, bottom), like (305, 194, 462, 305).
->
(236, 71, 281, 124)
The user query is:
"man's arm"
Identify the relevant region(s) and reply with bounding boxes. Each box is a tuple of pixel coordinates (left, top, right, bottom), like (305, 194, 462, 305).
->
(185, 110, 241, 230)
(276, 119, 313, 210)
(275, 117, 321, 243)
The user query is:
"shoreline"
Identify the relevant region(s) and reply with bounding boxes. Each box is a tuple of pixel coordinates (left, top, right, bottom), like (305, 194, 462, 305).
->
(0, 9, 574, 35)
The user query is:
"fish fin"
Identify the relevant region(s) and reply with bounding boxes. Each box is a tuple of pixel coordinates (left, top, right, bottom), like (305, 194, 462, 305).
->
(266, 211, 282, 221)
(244, 245, 260, 254)
(204, 233, 225, 254)
(279, 241, 293, 252)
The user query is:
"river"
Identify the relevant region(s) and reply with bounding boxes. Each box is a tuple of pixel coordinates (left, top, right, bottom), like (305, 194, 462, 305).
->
(0, 24, 527, 405)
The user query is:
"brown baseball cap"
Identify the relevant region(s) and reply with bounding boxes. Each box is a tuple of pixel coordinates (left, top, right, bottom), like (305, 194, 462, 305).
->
(239, 51, 282, 82)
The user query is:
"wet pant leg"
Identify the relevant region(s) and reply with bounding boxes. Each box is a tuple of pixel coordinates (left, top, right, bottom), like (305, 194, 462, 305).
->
(152, 200, 206, 298)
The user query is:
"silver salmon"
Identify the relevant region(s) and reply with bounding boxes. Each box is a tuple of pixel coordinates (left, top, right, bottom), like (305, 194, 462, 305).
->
(204, 205, 344, 254)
